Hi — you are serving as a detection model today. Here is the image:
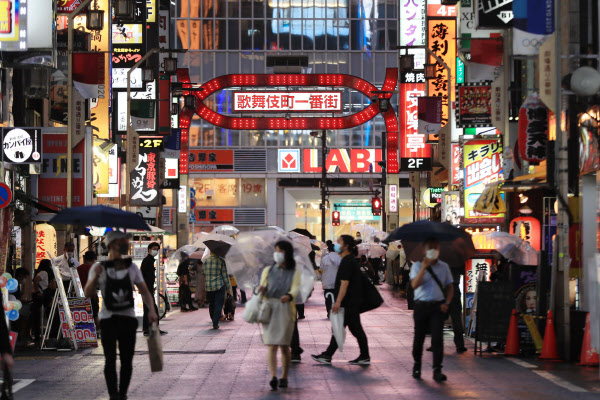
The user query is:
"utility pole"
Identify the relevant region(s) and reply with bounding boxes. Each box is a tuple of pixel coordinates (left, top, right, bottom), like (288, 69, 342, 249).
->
(321, 130, 327, 242)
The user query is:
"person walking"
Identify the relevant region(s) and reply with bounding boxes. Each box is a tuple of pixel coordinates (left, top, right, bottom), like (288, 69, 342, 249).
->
(140, 242, 167, 336)
(320, 242, 341, 318)
(177, 252, 197, 312)
(410, 237, 454, 382)
(312, 235, 370, 365)
(259, 241, 301, 390)
(84, 231, 158, 400)
(202, 251, 232, 330)
(78, 251, 100, 330)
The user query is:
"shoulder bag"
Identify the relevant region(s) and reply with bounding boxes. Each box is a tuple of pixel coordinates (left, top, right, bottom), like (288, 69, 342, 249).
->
(427, 266, 449, 318)
(257, 267, 274, 324)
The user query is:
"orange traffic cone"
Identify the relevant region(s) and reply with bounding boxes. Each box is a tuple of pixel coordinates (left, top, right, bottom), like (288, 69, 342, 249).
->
(504, 309, 520, 356)
(539, 310, 560, 360)
(578, 313, 599, 366)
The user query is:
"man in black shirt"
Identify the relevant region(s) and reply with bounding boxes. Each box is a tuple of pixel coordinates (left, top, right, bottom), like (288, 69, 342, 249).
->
(141, 242, 167, 336)
(312, 235, 370, 365)
(177, 252, 197, 312)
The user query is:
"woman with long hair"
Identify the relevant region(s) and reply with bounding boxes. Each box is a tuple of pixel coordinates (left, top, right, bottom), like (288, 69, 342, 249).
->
(31, 259, 55, 343)
(258, 240, 301, 391)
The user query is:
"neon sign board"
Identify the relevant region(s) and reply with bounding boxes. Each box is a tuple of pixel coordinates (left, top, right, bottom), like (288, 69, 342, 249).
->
(234, 91, 342, 112)
(0, 0, 27, 51)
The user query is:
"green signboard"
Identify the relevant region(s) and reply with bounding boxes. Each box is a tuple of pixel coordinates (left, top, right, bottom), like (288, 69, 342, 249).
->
(334, 203, 380, 221)
(457, 57, 465, 84)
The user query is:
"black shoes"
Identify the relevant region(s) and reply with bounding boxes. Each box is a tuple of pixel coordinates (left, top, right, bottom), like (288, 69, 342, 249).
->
(278, 378, 288, 388)
(433, 370, 447, 382)
(291, 353, 301, 363)
(457, 347, 468, 353)
(311, 353, 332, 365)
(349, 356, 371, 365)
(412, 364, 421, 379)
(269, 377, 278, 391)
(160, 330, 168, 336)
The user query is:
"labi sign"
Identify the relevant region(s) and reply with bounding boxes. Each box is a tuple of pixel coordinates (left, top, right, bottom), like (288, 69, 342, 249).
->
(2, 128, 43, 164)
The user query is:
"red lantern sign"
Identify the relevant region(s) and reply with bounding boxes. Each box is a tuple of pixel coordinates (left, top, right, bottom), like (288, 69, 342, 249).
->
(518, 93, 549, 163)
(509, 216, 541, 251)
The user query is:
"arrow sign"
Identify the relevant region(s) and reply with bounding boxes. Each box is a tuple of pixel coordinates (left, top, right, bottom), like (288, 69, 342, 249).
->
(0, 183, 12, 209)
(497, 10, 513, 24)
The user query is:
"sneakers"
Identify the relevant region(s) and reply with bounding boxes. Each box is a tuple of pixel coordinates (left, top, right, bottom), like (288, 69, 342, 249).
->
(291, 353, 301, 363)
(412, 364, 421, 380)
(311, 353, 332, 365)
(349, 356, 371, 365)
(143, 331, 149, 337)
(433, 370, 447, 382)
(160, 330, 168, 336)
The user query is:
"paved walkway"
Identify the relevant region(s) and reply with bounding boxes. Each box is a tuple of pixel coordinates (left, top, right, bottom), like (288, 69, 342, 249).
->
(11, 284, 600, 399)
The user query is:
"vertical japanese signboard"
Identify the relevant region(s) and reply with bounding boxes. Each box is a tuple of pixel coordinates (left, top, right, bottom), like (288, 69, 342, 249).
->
(400, 0, 426, 46)
(0, 0, 27, 51)
(463, 139, 503, 224)
(130, 137, 161, 206)
(399, 71, 431, 171)
(427, 19, 456, 133)
(35, 224, 57, 273)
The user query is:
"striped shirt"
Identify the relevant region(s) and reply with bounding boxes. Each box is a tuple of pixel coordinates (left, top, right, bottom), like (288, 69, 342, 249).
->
(202, 255, 232, 292)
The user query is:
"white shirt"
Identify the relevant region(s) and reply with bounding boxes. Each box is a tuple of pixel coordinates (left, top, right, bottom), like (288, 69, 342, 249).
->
(409, 260, 453, 302)
(53, 254, 80, 281)
(36, 271, 49, 291)
(320, 252, 342, 289)
(89, 262, 144, 320)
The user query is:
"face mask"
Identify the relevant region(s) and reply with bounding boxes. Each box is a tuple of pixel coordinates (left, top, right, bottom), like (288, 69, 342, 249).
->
(426, 249, 439, 259)
(150, 250, 159, 257)
(66, 252, 74, 258)
(334, 244, 342, 253)
(273, 252, 285, 265)
(118, 243, 129, 255)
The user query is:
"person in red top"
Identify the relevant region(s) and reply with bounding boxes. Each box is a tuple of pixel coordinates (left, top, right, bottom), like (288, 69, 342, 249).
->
(78, 251, 99, 328)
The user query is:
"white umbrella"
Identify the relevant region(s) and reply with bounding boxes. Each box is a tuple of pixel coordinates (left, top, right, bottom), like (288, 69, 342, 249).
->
(192, 233, 236, 248)
(363, 230, 388, 243)
(310, 239, 326, 250)
(330, 308, 346, 355)
(212, 225, 240, 236)
(351, 224, 376, 238)
(254, 226, 286, 233)
(357, 243, 387, 258)
(288, 231, 313, 255)
(225, 230, 316, 303)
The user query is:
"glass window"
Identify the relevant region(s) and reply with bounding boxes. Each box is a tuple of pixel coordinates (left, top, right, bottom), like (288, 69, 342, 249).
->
(240, 178, 266, 207)
(214, 178, 238, 206)
(191, 178, 215, 207)
(265, 130, 279, 146)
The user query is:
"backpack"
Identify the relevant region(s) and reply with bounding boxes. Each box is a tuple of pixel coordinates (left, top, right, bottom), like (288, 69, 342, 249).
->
(101, 260, 135, 311)
(359, 268, 383, 313)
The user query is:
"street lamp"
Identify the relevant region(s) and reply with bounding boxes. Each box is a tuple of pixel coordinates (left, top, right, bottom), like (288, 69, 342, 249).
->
(183, 95, 197, 109)
(114, 0, 135, 20)
(86, 9, 104, 30)
(164, 57, 178, 75)
(400, 54, 415, 72)
(142, 66, 155, 83)
(424, 63, 438, 80)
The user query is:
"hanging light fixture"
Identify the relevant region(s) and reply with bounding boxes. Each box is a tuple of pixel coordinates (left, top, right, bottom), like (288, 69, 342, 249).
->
(424, 63, 437, 80)
(164, 57, 178, 75)
(114, 0, 135, 20)
(400, 54, 415, 72)
(184, 95, 196, 109)
(86, 8, 104, 31)
(142, 67, 155, 83)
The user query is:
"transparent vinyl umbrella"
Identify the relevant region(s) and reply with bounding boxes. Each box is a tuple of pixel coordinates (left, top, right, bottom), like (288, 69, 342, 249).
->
(211, 225, 240, 236)
(225, 230, 316, 303)
(166, 245, 198, 275)
(474, 231, 539, 265)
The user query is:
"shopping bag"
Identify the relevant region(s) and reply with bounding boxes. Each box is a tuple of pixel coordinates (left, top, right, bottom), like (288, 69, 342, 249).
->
(257, 300, 272, 324)
(242, 294, 262, 323)
(224, 294, 236, 315)
(147, 323, 163, 372)
(330, 308, 346, 355)
(359, 272, 384, 313)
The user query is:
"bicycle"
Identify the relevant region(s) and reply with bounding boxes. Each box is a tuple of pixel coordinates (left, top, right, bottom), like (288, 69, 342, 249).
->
(157, 292, 171, 320)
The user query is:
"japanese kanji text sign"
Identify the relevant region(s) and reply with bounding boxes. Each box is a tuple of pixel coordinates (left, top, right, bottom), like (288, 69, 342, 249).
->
(400, 75, 431, 171)
(130, 144, 160, 206)
(233, 92, 342, 113)
(463, 139, 504, 224)
(518, 93, 549, 163)
(400, 0, 426, 46)
(428, 19, 456, 133)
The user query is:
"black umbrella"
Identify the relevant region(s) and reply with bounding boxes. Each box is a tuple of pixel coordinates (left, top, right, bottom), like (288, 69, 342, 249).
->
(402, 236, 476, 270)
(49, 205, 150, 231)
(204, 240, 232, 258)
(291, 228, 315, 239)
(384, 220, 468, 243)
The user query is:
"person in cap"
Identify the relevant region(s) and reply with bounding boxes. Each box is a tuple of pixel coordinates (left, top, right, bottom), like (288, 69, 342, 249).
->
(84, 231, 158, 400)
(141, 242, 167, 336)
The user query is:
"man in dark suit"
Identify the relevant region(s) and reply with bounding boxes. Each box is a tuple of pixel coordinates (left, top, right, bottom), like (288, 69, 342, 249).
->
(141, 242, 167, 336)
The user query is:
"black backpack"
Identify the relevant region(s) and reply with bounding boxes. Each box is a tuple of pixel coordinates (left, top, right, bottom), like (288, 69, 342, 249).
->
(102, 259, 135, 311)
(359, 268, 383, 313)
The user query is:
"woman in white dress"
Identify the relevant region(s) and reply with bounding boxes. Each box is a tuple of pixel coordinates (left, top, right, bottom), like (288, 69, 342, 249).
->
(258, 240, 301, 391)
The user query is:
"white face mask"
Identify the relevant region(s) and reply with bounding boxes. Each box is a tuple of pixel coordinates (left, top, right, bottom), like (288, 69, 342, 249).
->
(150, 250, 159, 257)
(273, 252, 285, 265)
(426, 249, 439, 260)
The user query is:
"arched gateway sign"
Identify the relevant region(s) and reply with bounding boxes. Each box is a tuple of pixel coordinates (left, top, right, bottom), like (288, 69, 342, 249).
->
(176, 68, 400, 173)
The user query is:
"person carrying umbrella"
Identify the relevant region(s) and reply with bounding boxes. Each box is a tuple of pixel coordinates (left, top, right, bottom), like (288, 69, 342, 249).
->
(177, 252, 197, 312)
(84, 231, 158, 400)
(201, 241, 232, 330)
(409, 237, 454, 382)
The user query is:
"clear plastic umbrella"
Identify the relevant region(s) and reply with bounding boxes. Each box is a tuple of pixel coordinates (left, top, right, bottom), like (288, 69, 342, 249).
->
(351, 224, 376, 238)
(357, 243, 387, 258)
(211, 225, 240, 236)
(474, 231, 539, 265)
(288, 231, 313, 255)
(192, 233, 236, 248)
(254, 226, 286, 233)
(166, 245, 198, 275)
(363, 230, 388, 243)
(225, 230, 316, 303)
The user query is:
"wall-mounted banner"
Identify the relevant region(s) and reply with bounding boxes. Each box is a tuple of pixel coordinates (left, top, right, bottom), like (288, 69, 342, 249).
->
(112, 24, 144, 44)
(0, 0, 27, 51)
(233, 92, 342, 113)
(418, 97, 442, 136)
(451, 143, 462, 185)
(463, 139, 504, 224)
(2, 128, 42, 164)
(512, 0, 554, 56)
(491, 72, 506, 131)
(400, 0, 426, 46)
(129, 147, 160, 206)
(538, 35, 556, 112)
(428, 18, 456, 130)
(73, 53, 106, 99)
(456, 83, 493, 127)
(442, 191, 463, 225)
(477, 0, 514, 28)
(400, 76, 431, 171)
(389, 184, 398, 213)
(579, 106, 600, 176)
(468, 38, 503, 82)
(302, 148, 383, 173)
(35, 224, 57, 272)
(518, 93, 549, 163)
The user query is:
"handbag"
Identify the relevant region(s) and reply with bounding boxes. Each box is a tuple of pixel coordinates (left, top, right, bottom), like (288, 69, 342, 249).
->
(359, 268, 384, 313)
(257, 300, 273, 324)
(242, 294, 261, 323)
(147, 323, 163, 372)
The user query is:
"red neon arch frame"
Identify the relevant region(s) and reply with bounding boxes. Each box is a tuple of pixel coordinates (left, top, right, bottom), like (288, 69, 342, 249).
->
(177, 68, 400, 173)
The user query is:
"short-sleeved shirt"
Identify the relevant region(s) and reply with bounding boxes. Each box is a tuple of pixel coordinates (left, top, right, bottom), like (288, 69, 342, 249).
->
(89, 261, 144, 320)
(36, 271, 49, 291)
(334, 255, 364, 308)
(53, 255, 80, 281)
(409, 260, 453, 302)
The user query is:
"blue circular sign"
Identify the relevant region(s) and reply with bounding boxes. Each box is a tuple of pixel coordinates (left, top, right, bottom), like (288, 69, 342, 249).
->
(0, 183, 12, 209)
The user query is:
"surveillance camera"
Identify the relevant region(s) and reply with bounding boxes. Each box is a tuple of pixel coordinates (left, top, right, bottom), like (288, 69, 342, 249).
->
(371, 96, 379, 104)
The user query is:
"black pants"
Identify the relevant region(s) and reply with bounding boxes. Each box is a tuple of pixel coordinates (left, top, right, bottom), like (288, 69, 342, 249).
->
(206, 285, 226, 328)
(325, 307, 369, 358)
(296, 304, 305, 318)
(449, 284, 464, 350)
(291, 320, 302, 355)
(101, 316, 138, 398)
(324, 289, 335, 317)
(143, 294, 159, 332)
(412, 301, 445, 371)
(179, 283, 193, 309)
